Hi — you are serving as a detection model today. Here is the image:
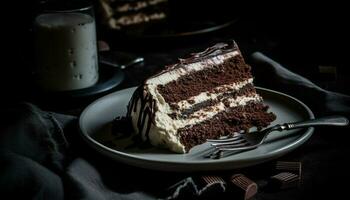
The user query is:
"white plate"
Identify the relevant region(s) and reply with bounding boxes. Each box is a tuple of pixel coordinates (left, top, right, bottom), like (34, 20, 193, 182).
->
(79, 87, 314, 171)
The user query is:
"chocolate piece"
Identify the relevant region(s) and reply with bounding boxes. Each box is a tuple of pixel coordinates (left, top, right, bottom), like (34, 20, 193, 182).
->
(262, 161, 302, 191)
(275, 161, 302, 185)
(200, 175, 226, 185)
(163, 177, 197, 200)
(276, 161, 302, 176)
(163, 176, 226, 200)
(229, 174, 258, 200)
(269, 172, 299, 189)
(276, 161, 301, 171)
(196, 175, 226, 196)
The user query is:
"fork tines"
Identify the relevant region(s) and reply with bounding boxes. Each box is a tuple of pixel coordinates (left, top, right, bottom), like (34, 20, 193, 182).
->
(214, 142, 250, 151)
(206, 130, 258, 159)
(210, 138, 247, 147)
(207, 131, 250, 150)
(206, 130, 244, 143)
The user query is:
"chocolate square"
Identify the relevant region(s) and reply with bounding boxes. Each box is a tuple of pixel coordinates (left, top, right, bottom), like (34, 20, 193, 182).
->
(270, 172, 299, 189)
(275, 161, 302, 186)
(228, 174, 258, 200)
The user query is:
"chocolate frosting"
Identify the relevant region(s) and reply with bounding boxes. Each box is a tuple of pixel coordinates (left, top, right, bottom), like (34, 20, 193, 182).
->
(153, 40, 239, 77)
(177, 41, 237, 65)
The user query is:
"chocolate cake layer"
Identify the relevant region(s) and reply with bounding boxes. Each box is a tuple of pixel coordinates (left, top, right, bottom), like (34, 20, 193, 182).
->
(170, 83, 256, 119)
(178, 102, 276, 152)
(158, 55, 252, 103)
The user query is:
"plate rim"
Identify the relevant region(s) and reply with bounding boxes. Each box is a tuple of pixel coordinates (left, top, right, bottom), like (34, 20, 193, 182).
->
(79, 86, 314, 171)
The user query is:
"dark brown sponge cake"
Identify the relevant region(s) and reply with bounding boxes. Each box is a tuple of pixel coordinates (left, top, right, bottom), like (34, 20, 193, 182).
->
(128, 41, 276, 153)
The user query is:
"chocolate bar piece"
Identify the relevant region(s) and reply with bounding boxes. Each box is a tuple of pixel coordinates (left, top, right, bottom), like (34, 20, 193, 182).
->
(163, 177, 198, 200)
(276, 161, 301, 174)
(229, 174, 258, 200)
(270, 172, 299, 189)
(196, 176, 226, 197)
(163, 176, 226, 200)
(275, 161, 302, 186)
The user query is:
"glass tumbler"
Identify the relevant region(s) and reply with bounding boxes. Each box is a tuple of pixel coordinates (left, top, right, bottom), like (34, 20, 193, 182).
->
(34, 2, 98, 91)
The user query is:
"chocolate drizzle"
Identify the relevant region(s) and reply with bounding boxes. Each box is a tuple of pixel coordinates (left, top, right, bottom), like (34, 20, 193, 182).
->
(178, 42, 237, 65)
(127, 86, 156, 142)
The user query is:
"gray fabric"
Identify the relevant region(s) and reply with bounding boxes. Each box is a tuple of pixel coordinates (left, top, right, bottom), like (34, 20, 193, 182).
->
(251, 52, 350, 117)
(66, 159, 154, 200)
(0, 103, 68, 200)
(0, 103, 155, 200)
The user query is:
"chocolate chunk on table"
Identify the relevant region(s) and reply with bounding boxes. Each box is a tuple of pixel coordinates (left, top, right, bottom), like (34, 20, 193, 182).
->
(269, 172, 299, 189)
(163, 175, 226, 200)
(228, 174, 258, 200)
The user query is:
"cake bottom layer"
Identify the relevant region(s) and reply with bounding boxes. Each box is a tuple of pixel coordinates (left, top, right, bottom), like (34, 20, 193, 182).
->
(178, 102, 276, 152)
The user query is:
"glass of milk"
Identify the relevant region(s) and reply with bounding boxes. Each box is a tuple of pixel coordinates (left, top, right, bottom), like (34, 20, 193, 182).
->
(34, 3, 98, 91)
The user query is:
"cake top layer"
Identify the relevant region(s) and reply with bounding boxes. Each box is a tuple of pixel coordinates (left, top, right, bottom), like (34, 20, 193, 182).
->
(146, 41, 242, 87)
(163, 41, 239, 72)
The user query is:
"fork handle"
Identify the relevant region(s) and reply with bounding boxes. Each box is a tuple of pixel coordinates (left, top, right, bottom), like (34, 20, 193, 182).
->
(280, 116, 349, 130)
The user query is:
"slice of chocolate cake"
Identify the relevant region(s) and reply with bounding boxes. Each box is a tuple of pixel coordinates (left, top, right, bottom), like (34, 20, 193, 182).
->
(128, 41, 276, 153)
(98, 0, 168, 30)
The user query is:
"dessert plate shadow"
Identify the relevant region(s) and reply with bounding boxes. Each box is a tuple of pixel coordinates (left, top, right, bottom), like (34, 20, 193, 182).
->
(79, 87, 314, 172)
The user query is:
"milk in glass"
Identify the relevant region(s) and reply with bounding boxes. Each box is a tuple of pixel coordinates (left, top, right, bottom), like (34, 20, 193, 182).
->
(35, 12, 98, 91)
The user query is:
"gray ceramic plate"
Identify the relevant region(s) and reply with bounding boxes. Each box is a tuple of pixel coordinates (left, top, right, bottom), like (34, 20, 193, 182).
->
(79, 87, 314, 171)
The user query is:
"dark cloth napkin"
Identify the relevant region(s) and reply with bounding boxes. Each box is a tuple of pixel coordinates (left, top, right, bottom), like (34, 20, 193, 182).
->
(1, 53, 349, 200)
(250, 52, 350, 118)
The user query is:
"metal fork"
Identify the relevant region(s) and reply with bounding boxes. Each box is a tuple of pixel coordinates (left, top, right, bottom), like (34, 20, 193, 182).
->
(207, 116, 349, 153)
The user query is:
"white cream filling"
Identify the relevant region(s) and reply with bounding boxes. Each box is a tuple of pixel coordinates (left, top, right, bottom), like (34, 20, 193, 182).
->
(176, 78, 253, 110)
(131, 99, 185, 153)
(173, 94, 262, 129)
(146, 51, 239, 85)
